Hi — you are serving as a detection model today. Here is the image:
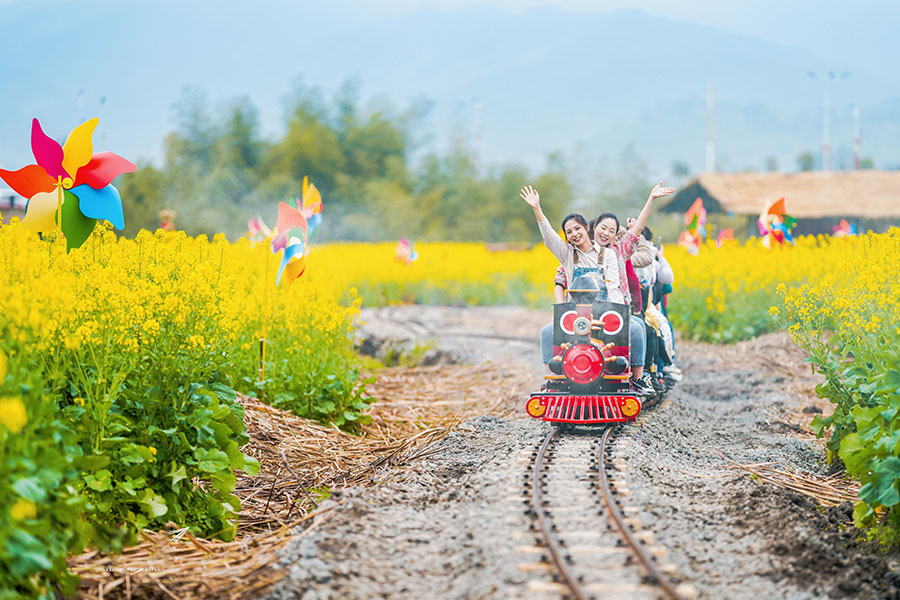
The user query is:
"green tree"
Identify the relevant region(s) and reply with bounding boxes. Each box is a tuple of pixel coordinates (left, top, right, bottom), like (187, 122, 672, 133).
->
(796, 151, 815, 172)
(116, 163, 166, 237)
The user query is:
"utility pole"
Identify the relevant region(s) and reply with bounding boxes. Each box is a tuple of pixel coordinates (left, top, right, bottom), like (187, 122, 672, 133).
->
(823, 72, 832, 171)
(808, 70, 849, 172)
(852, 104, 861, 170)
(705, 82, 715, 172)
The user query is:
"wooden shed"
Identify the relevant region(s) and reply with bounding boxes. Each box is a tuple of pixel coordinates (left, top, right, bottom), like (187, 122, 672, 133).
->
(659, 171, 900, 235)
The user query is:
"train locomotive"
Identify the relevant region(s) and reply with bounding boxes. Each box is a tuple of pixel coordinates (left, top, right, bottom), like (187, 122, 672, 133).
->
(525, 272, 651, 425)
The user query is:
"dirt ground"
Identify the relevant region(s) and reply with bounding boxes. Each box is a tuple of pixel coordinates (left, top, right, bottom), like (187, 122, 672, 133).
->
(265, 306, 900, 600)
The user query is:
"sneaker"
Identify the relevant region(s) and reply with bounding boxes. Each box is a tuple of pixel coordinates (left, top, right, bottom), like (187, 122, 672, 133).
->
(632, 376, 655, 396)
(648, 373, 666, 394)
(662, 364, 683, 377)
(666, 371, 683, 383)
(662, 374, 679, 388)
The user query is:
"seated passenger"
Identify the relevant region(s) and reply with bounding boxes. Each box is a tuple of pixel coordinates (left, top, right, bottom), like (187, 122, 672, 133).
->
(593, 182, 674, 394)
(520, 186, 623, 374)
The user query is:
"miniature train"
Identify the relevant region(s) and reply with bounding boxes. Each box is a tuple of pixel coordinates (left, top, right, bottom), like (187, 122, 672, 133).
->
(525, 272, 658, 425)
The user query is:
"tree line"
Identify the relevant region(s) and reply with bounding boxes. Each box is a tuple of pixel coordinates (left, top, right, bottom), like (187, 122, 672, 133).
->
(118, 80, 574, 243)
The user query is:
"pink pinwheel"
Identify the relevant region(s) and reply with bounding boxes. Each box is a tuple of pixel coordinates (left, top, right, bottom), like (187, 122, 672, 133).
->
(247, 215, 273, 244)
(758, 198, 797, 248)
(678, 198, 706, 255)
(395, 238, 418, 265)
(271, 202, 309, 286)
(715, 228, 735, 248)
(0, 118, 135, 250)
(832, 219, 856, 238)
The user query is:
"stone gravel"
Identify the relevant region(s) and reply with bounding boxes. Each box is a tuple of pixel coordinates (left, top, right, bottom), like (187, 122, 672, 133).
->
(266, 306, 900, 600)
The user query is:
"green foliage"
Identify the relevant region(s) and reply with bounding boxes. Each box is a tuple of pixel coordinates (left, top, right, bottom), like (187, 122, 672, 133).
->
(777, 238, 900, 542)
(670, 288, 778, 343)
(0, 342, 85, 599)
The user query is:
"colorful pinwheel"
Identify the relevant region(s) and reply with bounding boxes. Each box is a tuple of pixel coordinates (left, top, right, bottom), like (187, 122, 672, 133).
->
(271, 203, 309, 286)
(395, 238, 418, 265)
(292, 176, 323, 239)
(247, 215, 273, 244)
(715, 228, 734, 248)
(833, 219, 857, 238)
(758, 198, 797, 248)
(678, 198, 706, 255)
(0, 118, 135, 250)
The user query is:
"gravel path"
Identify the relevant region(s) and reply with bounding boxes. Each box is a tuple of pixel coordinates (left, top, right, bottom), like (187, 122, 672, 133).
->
(266, 306, 900, 600)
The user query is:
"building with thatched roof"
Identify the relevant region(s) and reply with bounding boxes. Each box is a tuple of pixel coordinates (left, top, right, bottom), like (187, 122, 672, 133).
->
(659, 171, 900, 235)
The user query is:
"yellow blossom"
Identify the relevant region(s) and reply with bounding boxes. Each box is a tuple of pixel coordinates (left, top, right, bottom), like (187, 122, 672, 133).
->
(0, 396, 27, 434)
(10, 499, 37, 520)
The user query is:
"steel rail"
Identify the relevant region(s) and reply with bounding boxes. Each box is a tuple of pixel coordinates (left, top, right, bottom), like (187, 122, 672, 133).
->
(531, 426, 588, 600)
(596, 425, 685, 600)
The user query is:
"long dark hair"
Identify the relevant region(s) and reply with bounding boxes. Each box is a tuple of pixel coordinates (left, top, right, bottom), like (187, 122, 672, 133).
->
(561, 213, 590, 263)
(594, 212, 619, 231)
(561, 213, 589, 240)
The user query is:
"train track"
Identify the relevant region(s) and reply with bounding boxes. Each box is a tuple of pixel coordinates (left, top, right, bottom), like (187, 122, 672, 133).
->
(525, 424, 691, 600)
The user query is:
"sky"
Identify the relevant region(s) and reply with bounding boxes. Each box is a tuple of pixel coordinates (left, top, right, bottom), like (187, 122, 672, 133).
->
(1, 0, 898, 173)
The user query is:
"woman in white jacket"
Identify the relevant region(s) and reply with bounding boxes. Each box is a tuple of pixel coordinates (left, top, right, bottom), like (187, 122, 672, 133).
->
(520, 185, 623, 372)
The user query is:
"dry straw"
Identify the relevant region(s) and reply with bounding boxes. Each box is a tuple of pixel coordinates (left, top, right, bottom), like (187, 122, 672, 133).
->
(721, 456, 860, 507)
(70, 361, 535, 599)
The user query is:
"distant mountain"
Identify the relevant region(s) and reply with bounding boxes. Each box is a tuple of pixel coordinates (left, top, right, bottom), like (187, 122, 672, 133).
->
(1, 1, 898, 182)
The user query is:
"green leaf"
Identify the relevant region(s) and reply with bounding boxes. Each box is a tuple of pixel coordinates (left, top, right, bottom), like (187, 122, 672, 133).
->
(873, 457, 900, 507)
(242, 455, 260, 476)
(194, 448, 230, 473)
(839, 433, 872, 477)
(209, 382, 236, 401)
(854, 500, 876, 527)
(85, 469, 113, 492)
(12, 477, 46, 503)
(138, 489, 168, 518)
(168, 463, 188, 489)
(210, 471, 236, 493)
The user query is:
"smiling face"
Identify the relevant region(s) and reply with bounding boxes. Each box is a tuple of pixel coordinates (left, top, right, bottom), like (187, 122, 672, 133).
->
(594, 217, 619, 247)
(563, 218, 590, 249)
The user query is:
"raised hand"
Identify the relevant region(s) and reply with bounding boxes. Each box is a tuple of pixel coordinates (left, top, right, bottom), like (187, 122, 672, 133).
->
(649, 181, 676, 200)
(520, 185, 540, 208)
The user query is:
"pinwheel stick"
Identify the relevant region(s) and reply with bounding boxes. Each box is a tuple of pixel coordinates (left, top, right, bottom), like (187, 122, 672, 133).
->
(56, 176, 63, 236)
(259, 246, 270, 402)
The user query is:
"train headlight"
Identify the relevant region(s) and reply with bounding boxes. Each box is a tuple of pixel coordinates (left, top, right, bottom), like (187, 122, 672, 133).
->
(562, 343, 604, 384)
(573, 316, 591, 336)
(526, 396, 546, 418)
(620, 396, 641, 417)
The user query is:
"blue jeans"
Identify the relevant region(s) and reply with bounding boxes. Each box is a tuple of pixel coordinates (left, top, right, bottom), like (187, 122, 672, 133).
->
(541, 322, 554, 364)
(542, 318, 644, 367)
(630, 315, 645, 368)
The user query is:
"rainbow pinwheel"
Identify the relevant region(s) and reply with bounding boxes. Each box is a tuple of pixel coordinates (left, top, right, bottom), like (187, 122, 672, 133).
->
(715, 228, 735, 248)
(291, 176, 323, 239)
(758, 198, 797, 248)
(395, 238, 418, 265)
(678, 198, 706, 255)
(271, 202, 309, 286)
(0, 118, 135, 250)
(247, 215, 273, 244)
(833, 219, 857, 238)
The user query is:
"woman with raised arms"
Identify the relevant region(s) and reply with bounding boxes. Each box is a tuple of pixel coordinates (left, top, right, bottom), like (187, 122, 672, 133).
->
(592, 182, 675, 393)
(520, 185, 623, 373)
